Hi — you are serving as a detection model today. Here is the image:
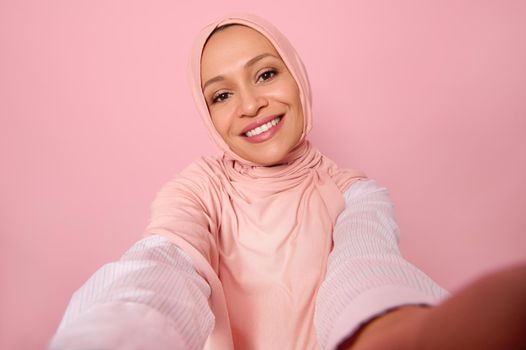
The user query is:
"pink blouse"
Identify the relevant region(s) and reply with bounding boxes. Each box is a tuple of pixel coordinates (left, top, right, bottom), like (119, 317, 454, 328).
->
(49, 179, 448, 350)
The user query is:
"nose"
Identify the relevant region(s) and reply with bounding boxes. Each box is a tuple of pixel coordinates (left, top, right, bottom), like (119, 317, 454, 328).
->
(237, 86, 268, 117)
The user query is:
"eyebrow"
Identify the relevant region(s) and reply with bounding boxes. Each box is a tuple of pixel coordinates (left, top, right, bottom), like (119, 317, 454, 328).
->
(201, 53, 280, 91)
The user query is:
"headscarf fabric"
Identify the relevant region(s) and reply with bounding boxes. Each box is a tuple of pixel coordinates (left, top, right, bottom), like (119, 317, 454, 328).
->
(145, 13, 366, 349)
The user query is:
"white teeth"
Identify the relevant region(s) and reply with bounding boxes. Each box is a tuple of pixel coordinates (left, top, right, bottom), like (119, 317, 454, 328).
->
(244, 116, 282, 137)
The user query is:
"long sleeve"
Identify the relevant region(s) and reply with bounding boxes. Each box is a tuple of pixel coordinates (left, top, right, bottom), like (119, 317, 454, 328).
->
(314, 179, 448, 350)
(143, 161, 234, 349)
(49, 235, 214, 350)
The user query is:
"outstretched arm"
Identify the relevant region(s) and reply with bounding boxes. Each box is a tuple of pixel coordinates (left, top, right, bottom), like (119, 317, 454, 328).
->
(341, 263, 526, 350)
(315, 179, 448, 349)
(316, 178, 526, 350)
(49, 235, 214, 350)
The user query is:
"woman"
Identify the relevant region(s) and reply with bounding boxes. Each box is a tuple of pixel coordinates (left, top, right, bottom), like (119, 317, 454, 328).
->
(50, 14, 525, 350)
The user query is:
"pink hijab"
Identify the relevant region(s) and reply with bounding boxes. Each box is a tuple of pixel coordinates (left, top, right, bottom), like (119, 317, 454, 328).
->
(145, 13, 366, 349)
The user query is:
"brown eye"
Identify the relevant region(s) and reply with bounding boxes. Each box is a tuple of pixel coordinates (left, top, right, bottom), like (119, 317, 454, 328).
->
(212, 92, 230, 104)
(257, 69, 277, 82)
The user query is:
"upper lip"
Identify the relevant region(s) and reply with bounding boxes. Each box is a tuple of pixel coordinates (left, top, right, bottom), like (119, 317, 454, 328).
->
(239, 114, 283, 135)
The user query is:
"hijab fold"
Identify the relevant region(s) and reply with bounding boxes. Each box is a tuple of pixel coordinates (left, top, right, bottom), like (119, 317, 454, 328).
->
(145, 13, 366, 349)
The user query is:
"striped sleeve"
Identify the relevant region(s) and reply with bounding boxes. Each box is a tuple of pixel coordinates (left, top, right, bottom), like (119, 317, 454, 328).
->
(49, 235, 214, 350)
(314, 179, 449, 350)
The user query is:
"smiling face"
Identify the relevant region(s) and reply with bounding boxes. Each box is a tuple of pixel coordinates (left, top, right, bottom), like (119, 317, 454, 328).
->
(200, 25, 304, 166)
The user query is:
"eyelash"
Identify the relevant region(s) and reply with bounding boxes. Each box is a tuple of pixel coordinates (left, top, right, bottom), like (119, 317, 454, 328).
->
(210, 69, 279, 104)
(211, 92, 230, 104)
(257, 69, 277, 82)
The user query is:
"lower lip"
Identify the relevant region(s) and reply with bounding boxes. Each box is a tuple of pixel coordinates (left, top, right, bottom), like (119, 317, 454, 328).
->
(242, 116, 285, 144)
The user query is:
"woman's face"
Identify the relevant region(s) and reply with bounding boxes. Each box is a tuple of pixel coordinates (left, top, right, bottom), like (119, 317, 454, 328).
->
(201, 25, 304, 166)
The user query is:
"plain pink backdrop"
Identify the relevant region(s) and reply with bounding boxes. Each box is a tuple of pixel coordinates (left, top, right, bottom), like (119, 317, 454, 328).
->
(1, 1, 525, 349)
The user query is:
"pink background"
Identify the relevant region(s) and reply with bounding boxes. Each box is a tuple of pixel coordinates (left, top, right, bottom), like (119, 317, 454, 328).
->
(1, 1, 525, 349)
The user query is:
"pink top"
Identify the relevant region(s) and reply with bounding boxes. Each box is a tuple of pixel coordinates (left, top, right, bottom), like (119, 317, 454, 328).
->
(142, 148, 365, 349)
(50, 180, 448, 350)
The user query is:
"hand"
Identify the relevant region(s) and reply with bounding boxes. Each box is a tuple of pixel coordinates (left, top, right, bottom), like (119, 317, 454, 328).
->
(339, 263, 526, 350)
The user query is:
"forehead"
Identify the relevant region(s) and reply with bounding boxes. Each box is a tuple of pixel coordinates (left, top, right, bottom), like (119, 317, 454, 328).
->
(200, 25, 281, 82)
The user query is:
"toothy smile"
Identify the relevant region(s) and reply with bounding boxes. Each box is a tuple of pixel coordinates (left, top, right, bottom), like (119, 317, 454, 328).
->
(244, 116, 283, 137)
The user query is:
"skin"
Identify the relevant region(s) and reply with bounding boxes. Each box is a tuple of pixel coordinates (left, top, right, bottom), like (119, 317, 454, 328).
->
(200, 25, 304, 166)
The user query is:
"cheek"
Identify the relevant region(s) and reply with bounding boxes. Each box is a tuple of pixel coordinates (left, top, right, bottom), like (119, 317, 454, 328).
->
(267, 84, 295, 102)
(210, 110, 236, 142)
(268, 79, 302, 110)
(288, 88, 305, 136)
(278, 84, 303, 126)
(210, 114, 227, 137)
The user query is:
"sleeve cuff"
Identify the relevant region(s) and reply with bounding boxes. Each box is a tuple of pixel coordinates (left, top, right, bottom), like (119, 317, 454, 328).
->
(326, 285, 443, 350)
